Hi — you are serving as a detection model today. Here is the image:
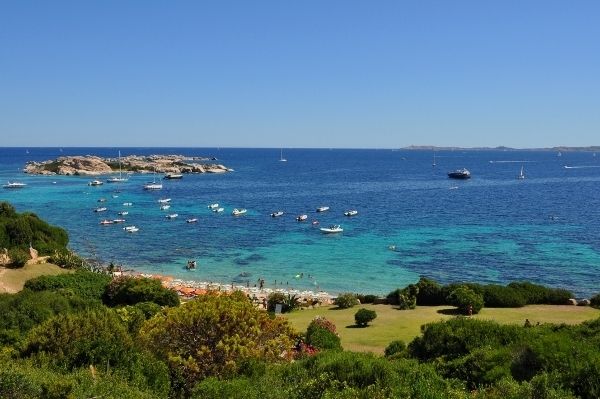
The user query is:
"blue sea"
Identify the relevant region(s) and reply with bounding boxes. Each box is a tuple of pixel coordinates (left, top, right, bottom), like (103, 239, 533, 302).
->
(1, 147, 599, 297)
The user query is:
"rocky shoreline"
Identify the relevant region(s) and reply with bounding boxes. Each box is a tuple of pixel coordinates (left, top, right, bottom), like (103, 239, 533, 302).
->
(23, 154, 233, 176)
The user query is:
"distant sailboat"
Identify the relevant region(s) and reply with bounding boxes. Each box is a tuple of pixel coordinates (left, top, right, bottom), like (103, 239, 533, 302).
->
(279, 148, 287, 162)
(432, 152, 436, 167)
(517, 165, 525, 180)
(107, 151, 128, 183)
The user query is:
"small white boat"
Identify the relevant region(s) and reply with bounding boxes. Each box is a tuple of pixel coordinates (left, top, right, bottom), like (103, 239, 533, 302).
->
(344, 210, 358, 217)
(232, 208, 247, 216)
(118, 211, 129, 216)
(88, 180, 103, 186)
(270, 211, 284, 217)
(158, 198, 171, 203)
(124, 226, 139, 233)
(143, 183, 163, 190)
(3, 181, 27, 189)
(165, 213, 178, 219)
(163, 173, 183, 179)
(208, 203, 219, 209)
(122, 202, 133, 206)
(279, 148, 287, 162)
(112, 195, 119, 198)
(213, 207, 224, 213)
(94, 207, 108, 212)
(296, 214, 308, 222)
(160, 204, 171, 210)
(97, 198, 107, 203)
(112, 218, 126, 223)
(316, 206, 330, 213)
(320, 224, 343, 234)
(186, 218, 198, 223)
(99, 219, 114, 225)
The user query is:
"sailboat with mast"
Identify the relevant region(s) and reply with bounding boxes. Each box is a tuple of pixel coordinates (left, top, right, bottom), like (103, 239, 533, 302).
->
(517, 165, 525, 180)
(143, 168, 163, 190)
(279, 148, 287, 162)
(432, 152, 436, 167)
(107, 151, 129, 183)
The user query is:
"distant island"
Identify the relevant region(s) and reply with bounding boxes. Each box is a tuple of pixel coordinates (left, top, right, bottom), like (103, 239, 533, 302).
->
(402, 145, 600, 152)
(23, 154, 233, 176)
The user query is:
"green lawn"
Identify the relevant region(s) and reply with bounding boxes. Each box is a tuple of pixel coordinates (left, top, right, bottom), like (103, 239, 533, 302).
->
(283, 304, 600, 354)
(0, 262, 70, 294)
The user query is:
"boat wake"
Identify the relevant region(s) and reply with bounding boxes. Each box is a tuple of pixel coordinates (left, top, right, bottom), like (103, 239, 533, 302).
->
(489, 160, 535, 164)
(564, 165, 600, 169)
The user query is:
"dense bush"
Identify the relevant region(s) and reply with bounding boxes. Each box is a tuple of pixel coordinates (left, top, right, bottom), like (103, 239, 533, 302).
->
(7, 247, 29, 268)
(140, 291, 296, 396)
(0, 203, 69, 255)
(416, 277, 445, 306)
(384, 340, 407, 358)
(388, 284, 419, 309)
(447, 286, 484, 315)
(483, 285, 527, 308)
(305, 316, 342, 351)
(591, 293, 600, 308)
(356, 294, 379, 304)
(0, 290, 97, 346)
(508, 282, 573, 305)
(266, 292, 300, 313)
(102, 276, 180, 307)
(354, 308, 377, 327)
(333, 292, 359, 309)
(49, 249, 88, 269)
(24, 271, 111, 301)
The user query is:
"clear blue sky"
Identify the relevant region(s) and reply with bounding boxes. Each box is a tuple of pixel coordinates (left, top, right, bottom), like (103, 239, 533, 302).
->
(1, 1, 599, 148)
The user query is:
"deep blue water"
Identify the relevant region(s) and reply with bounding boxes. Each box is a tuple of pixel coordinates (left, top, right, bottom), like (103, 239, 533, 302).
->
(1, 147, 599, 297)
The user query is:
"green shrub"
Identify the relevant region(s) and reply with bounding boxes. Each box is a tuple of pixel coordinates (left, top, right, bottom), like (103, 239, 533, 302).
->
(306, 317, 342, 351)
(416, 277, 445, 306)
(388, 284, 419, 310)
(384, 340, 406, 358)
(356, 294, 378, 304)
(49, 250, 88, 269)
(266, 292, 300, 313)
(24, 271, 111, 301)
(7, 247, 29, 268)
(483, 285, 527, 308)
(333, 293, 359, 309)
(354, 308, 377, 327)
(102, 276, 179, 307)
(447, 286, 484, 315)
(508, 282, 573, 305)
(590, 293, 600, 309)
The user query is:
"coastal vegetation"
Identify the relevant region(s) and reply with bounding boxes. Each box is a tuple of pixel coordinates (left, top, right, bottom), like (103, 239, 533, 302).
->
(2, 207, 600, 398)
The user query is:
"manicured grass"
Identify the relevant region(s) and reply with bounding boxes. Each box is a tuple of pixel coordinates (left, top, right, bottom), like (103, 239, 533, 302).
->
(283, 304, 600, 354)
(0, 262, 70, 293)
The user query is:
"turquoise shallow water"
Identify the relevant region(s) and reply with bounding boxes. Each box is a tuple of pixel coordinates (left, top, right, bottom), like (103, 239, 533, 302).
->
(1, 147, 599, 297)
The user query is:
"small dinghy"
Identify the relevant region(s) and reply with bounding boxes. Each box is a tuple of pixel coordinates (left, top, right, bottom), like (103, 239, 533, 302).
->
(186, 218, 198, 223)
(320, 224, 343, 234)
(296, 214, 308, 222)
(94, 207, 108, 212)
(270, 211, 284, 217)
(344, 210, 358, 217)
(232, 208, 247, 216)
(316, 206, 330, 213)
(165, 213, 178, 219)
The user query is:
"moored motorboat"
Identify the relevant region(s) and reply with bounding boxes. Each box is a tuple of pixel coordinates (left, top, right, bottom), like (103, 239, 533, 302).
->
(165, 213, 178, 219)
(270, 211, 284, 217)
(232, 208, 247, 216)
(88, 180, 103, 186)
(118, 211, 129, 216)
(99, 219, 114, 225)
(143, 182, 163, 190)
(160, 204, 171, 210)
(344, 210, 358, 216)
(320, 224, 343, 234)
(94, 207, 107, 212)
(186, 218, 198, 223)
(122, 202, 133, 206)
(316, 206, 330, 212)
(164, 173, 183, 179)
(3, 181, 27, 189)
(208, 203, 219, 209)
(158, 198, 171, 203)
(124, 226, 139, 232)
(447, 168, 471, 179)
(296, 214, 308, 222)
(112, 218, 126, 223)
(213, 207, 224, 213)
